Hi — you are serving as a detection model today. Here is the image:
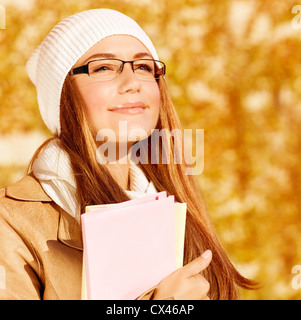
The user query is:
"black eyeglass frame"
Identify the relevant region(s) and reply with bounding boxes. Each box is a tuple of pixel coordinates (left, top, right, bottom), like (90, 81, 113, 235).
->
(69, 58, 166, 79)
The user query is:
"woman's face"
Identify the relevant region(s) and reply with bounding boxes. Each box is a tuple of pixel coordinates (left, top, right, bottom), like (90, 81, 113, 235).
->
(72, 35, 161, 145)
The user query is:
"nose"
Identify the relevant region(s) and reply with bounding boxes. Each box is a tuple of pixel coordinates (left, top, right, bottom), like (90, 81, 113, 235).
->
(117, 62, 141, 94)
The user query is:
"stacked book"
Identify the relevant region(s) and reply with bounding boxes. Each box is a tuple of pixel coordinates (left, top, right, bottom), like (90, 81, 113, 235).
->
(81, 192, 186, 300)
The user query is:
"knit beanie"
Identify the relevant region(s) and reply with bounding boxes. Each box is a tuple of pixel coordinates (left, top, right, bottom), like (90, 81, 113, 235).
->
(26, 9, 159, 136)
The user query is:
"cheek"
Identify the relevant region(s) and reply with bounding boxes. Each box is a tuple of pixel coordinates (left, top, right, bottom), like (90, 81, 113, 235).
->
(146, 82, 161, 119)
(79, 84, 109, 116)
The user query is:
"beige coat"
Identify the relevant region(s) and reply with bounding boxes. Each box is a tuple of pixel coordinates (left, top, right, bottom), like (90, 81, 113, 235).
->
(0, 173, 155, 300)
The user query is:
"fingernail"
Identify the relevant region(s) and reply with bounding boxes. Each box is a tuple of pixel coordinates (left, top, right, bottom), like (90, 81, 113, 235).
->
(201, 250, 211, 259)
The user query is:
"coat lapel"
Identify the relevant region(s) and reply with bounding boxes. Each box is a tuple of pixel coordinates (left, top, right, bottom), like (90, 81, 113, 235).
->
(57, 208, 83, 250)
(5, 173, 83, 251)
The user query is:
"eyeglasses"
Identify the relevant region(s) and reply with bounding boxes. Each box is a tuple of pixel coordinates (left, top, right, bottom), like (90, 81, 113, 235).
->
(69, 58, 166, 81)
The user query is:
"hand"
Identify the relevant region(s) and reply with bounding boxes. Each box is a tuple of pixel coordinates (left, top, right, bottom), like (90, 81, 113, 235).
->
(152, 250, 212, 300)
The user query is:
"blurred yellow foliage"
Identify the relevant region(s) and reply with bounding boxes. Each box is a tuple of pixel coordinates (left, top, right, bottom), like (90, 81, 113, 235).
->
(1, 0, 301, 299)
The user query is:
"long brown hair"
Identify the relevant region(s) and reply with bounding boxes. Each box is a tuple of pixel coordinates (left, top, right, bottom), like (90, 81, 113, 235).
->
(28, 74, 258, 299)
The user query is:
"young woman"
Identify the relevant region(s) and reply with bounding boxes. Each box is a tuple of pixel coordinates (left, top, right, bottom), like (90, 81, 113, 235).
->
(0, 8, 256, 300)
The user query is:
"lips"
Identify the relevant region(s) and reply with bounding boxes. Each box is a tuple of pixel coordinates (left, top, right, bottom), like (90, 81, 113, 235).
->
(108, 102, 148, 114)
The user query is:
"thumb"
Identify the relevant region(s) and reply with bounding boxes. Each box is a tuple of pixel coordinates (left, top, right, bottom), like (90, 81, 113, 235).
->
(181, 249, 212, 278)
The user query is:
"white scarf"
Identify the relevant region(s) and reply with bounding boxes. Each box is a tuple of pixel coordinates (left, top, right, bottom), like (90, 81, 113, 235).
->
(32, 139, 157, 223)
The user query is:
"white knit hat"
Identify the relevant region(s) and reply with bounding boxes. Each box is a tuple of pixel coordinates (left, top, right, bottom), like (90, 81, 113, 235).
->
(26, 9, 159, 136)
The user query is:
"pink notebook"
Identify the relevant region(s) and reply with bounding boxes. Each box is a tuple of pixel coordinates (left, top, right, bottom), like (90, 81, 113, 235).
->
(81, 193, 177, 300)
(84, 191, 167, 214)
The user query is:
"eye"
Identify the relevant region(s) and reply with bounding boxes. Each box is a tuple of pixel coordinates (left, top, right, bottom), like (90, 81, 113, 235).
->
(89, 60, 119, 75)
(135, 63, 154, 73)
(92, 64, 114, 73)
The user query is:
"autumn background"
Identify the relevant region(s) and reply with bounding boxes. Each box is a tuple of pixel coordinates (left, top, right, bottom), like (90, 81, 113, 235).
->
(1, 0, 301, 299)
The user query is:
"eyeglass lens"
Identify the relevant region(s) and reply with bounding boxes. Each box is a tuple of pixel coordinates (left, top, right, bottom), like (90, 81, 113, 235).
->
(88, 59, 163, 81)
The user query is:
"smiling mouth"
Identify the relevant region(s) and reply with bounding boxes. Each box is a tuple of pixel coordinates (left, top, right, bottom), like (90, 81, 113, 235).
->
(108, 102, 148, 114)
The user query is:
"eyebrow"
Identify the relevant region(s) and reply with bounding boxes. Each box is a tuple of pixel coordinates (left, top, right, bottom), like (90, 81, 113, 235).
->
(82, 52, 153, 64)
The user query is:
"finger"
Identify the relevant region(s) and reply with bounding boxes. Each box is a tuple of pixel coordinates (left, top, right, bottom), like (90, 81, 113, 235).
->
(181, 249, 212, 278)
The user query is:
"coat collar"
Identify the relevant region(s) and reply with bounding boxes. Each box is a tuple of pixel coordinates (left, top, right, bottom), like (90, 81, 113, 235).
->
(5, 173, 83, 250)
(6, 172, 52, 202)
